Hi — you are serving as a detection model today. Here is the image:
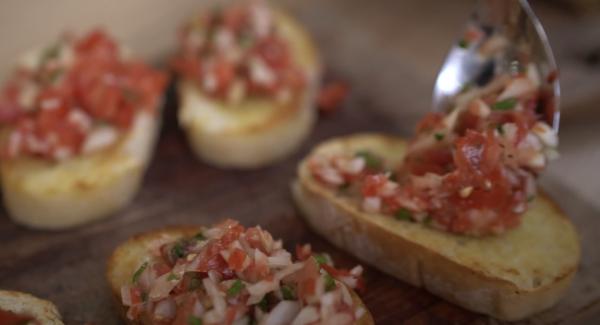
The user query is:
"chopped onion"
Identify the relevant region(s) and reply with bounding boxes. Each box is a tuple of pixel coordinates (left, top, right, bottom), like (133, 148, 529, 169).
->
(362, 197, 381, 213)
(291, 306, 319, 325)
(263, 301, 301, 325)
(203, 277, 226, 319)
(153, 298, 176, 321)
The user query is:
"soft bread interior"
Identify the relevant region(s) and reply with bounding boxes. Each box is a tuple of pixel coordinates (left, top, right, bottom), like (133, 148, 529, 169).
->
(0, 290, 63, 325)
(178, 10, 321, 168)
(106, 227, 374, 325)
(294, 133, 580, 320)
(0, 110, 161, 229)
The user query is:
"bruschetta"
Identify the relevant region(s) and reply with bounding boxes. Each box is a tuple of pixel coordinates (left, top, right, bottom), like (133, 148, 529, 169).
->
(292, 70, 580, 320)
(172, 0, 321, 169)
(0, 290, 63, 324)
(0, 30, 167, 229)
(107, 219, 373, 324)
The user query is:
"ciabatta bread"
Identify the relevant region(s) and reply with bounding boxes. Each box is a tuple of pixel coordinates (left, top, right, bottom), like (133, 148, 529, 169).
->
(178, 10, 321, 169)
(0, 290, 63, 324)
(107, 226, 374, 325)
(292, 133, 580, 321)
(0, 111, 160, 229)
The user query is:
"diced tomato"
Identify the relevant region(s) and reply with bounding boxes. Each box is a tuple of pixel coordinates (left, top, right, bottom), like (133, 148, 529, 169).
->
(415, 112, 444, 133)
(361, 174, 388, 197)
(227, 248, 247, 272)
(295, 244, 312, 261)
(317, 82, 349, 114)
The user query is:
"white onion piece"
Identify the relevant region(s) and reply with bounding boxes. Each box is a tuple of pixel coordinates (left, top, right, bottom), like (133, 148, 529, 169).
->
(263, 301, 301, 325)
(291, 306, 319, 325)
(362, 197, 381, 213)
(192, 299, 205, 317)
(154, 298, 176, 321)
(497, 77, 536, 101)
(267, 250, 292, 268)
(121, 286, 132, 306)
(82, 126, 118, 154)
(203, 277, 226, 320)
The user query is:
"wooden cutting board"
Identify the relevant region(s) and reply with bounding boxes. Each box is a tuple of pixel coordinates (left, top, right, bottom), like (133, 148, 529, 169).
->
(0, 82, 598, 324)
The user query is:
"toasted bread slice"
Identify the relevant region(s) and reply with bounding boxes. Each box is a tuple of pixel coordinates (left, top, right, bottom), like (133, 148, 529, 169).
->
(292, 133, 580, 321)
(107, 226, 374, 325)
(0, 290, 63, 324)
(178, 10, 321, 169)
(0, 110, 161, 229)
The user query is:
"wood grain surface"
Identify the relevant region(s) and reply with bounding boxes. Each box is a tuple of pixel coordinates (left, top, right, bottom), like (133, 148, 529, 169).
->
(1, 1, 600, 324)
(0, 81, 598, 324)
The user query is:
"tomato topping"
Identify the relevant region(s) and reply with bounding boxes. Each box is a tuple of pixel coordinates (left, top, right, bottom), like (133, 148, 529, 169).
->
(0, 29, 167, 161)
(172, 1, 305, 103)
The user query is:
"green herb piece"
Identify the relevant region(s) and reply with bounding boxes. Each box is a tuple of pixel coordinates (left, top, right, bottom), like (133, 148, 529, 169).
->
(434, 133, 445, 141)
(527, 195, 535, 202)
(167, 273, 180, 281)
(194, 232, 206, 241)
(41, 43, 60, 64)
(324, 273, 336, 292)
(458, 39, 469, 48)
(227, 279, 245, 297)
(395, 208, 412, 221)
(355, 150, 382, 170)
(171, 242, 186, 259)
(492, 98, 518, 111)
(239, 32, 254, 49)
(188, 315, 203, 325)
(387, 171, 398, 182)
(257, 296, 269, 311)
(132, 262, 148, 284)
(188, 278, 201, 291)
(281, 285, 295, 300)
(47, 68, 64, 84)
(313, 254, 327, 266)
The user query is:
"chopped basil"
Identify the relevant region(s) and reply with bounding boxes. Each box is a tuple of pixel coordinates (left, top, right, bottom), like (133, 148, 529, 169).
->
(355, 150, 382, 170)
(188, 277, 201, 291)
(227, 279, 245, 297)
(324, 273, 336, 291)
(458, 39, 469, 48)
(434, 133, 445, 141)
(167, 273, 179, 281)
(395, 208, 412, 221)
(492, 98, 517, 111)
(132, 262, 148, 284)
(171, 242, 186, 259)
(281, 285, 295, 300)
(188, 315, 203, 325)
(47, 68, 64, 84)
(313, 254, 327, 266)
(194, 232, 206, 241)
(257, 296, 269, 311)
(41, 43, 60, 64)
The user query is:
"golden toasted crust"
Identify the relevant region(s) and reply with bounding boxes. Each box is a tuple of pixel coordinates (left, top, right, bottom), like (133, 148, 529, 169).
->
(177, 9, 321, 169)
(0, 111, 160, 229)
(293, 133, 580, 321)
(106, 226, 374, 325)
(0, 290, 63, 324)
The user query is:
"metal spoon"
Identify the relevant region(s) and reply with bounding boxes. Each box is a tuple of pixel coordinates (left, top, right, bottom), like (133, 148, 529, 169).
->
(432, 0, 560, 132)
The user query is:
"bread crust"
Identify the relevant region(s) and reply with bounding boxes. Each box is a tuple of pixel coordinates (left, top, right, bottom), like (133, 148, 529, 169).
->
(0, 290, 63, 324)
(0, 110, 161, 230)
(177, 9, 321, 169)
(293, 133, 580, 321)
(106, 226, 374, 325)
